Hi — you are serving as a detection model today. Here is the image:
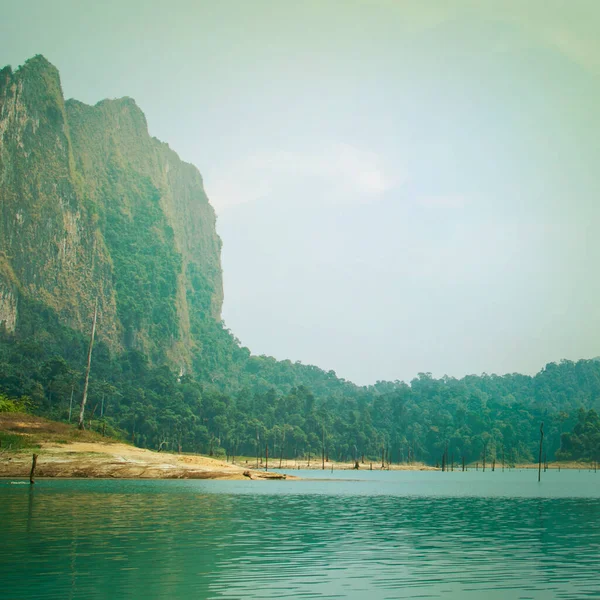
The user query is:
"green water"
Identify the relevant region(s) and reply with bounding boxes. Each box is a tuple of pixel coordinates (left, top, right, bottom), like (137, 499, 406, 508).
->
(2, 470, 600, 599)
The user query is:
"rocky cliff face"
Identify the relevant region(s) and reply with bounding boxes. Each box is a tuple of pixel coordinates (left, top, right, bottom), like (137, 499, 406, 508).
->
(0, 55, 223, 371)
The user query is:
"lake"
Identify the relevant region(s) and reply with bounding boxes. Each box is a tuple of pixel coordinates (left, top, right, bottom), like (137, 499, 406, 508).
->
(1, 470, 600, 599)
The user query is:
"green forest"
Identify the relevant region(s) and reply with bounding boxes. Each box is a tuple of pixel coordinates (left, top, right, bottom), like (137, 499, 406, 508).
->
(1, 294, 599, 465)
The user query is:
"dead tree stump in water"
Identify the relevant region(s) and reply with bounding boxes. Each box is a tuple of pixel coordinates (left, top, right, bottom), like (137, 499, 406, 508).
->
(29, 454, 38, 484)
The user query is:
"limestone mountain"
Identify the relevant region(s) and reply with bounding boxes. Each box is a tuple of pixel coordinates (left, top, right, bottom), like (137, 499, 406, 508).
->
(0, 55, 222, 371)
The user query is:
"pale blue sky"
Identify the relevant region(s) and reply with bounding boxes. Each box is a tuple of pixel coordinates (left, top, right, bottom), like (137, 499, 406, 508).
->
(2, 1, 599, 383)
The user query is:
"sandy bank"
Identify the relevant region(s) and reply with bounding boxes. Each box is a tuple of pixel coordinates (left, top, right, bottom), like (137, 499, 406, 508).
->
(0, 413, 295, 481)
(1, 442, 299, 480)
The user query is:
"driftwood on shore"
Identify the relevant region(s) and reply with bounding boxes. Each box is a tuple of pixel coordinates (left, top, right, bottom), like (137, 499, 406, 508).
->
(243, 470, 287, 480)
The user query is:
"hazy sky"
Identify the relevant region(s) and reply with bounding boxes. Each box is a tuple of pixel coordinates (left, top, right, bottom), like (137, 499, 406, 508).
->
(3, 1, 600, 384)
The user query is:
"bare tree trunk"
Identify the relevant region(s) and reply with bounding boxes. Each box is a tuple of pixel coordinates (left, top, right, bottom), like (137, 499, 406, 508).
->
(265, 443, 268, 471)
(483, 442, 487, 472)
(88, 403, 98, 431)
(538, 422, 544, 482)
(256, 427, 259, 468)
(78, 298, 98, 430)
(68, 385, 74, 423)
(322, 425, 325, 470)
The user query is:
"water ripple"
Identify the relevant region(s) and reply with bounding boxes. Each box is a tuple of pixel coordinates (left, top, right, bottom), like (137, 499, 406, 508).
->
(1, 472, 600, 599)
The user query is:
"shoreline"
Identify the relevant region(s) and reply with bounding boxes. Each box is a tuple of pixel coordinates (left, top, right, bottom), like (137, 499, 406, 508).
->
(2, 447, 594, 481)
(1, 414, 595, 481)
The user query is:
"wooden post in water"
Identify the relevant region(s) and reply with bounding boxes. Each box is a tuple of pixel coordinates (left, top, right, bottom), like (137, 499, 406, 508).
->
(492, 458, 495, 472)
(538, 422, 544, 482)
(29, 453, 38, 484)
(265, 442, 268, 471)
(387, 443, 391, 469)
(462, 456, 465, 472)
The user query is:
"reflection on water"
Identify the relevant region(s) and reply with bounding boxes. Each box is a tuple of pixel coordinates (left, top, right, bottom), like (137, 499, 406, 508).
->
(1, 472, 600, 599)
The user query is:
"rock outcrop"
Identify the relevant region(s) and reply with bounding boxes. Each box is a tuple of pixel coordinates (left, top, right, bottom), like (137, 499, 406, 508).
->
(0, 55, 223, 371)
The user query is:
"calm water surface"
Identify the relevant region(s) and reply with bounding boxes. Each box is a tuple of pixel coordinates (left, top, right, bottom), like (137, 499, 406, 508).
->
(2, 470, 600, 599)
